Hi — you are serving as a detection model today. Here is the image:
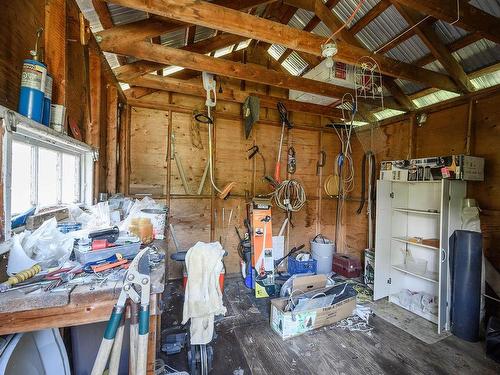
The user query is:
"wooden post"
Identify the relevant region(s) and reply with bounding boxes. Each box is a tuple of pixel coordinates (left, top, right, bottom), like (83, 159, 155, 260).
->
(44, 0, 67, 108)
(106, 85, 118, 194)
(88, 47, 102, 202)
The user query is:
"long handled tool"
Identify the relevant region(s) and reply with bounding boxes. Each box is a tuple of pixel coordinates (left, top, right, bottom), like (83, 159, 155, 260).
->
(91, 248, 151, 375)
(274, 102, 293, 183)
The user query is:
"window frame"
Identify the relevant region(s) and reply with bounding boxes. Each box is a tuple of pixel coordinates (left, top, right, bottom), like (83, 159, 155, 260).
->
(1, 106, 96, 240)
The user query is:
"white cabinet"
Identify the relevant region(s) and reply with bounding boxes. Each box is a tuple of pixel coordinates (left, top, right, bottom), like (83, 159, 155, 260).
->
(374, 180, 466, 334)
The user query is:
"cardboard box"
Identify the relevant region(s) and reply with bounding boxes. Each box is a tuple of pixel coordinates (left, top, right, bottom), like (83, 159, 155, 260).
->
(380, 155, 485, 182)
(270, 276, 356, 339)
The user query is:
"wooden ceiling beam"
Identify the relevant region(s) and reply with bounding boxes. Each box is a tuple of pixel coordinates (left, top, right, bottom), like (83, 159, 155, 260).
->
(113, 33, 247, 81)
(414, 32, 483, 67)
(286, 0, 417, 110)
(392, 3, 474, 93)
(349, 0, 391, 35)
(277, 0, 339, 65)
(104, 0, 458, 92)
(96, 0, 275, 45)
(391, 0, 500, 44)
(123, 74, 345, 118)
(104, 40, 355, 99)
(91, 0, 127, 65)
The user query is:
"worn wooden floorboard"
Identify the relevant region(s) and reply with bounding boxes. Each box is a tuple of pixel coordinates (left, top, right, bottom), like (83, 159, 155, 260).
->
(160, 277, 500, 374)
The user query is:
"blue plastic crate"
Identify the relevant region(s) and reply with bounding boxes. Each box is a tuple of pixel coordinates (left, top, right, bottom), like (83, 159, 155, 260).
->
(288, 256, 317, 275)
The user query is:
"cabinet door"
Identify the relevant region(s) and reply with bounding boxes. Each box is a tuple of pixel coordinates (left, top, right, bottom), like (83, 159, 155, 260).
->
(374, 180, 393, 300)
(438, 179, 450, 333)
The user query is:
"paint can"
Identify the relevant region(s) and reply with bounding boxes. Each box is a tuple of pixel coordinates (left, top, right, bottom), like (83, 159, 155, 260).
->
(140, 207, 168, 240)
(18, 59, 47, 122)
(42, 73, 53, 126)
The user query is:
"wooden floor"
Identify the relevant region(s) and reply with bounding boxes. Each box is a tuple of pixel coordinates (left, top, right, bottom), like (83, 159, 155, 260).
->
(161, 277, 500, 375)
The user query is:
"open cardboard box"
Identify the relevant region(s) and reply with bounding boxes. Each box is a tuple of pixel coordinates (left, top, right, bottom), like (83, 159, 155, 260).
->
(270, 275, 356, 339)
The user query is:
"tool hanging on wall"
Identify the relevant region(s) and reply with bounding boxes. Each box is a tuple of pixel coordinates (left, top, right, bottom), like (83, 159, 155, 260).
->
(316, 151, 326, 176)
(287, 146, 296, 174)
(357, 151, 376, 252)
(274, 102, 293, 183)
(247, 145, 267, 180)
(243, 96, 260, 139)
(171, 133, 192, 195)
(194, 72, 235, 200)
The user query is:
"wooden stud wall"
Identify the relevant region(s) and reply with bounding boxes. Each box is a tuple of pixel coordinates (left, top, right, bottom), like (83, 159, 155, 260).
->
(125, 87, 346, 278)
(125, 85, 500, 277)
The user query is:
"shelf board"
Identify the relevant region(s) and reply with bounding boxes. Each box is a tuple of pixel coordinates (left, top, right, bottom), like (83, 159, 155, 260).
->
(388, 295, 438, 324)
(391, 180, 442, 184)
(393, 208, 440, 216)
(392, 264, 438, 283)
(392, 237, 440, 250)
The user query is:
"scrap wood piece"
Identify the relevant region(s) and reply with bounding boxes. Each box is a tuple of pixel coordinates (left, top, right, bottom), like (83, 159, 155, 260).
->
(25, 207, 70, 230)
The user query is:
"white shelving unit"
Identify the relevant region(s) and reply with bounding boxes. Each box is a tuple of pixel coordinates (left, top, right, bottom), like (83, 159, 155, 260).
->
(374, 179, 466, 334)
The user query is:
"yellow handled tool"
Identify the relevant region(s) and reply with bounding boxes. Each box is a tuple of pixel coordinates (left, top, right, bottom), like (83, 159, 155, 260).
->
(0, 264, 42, 291)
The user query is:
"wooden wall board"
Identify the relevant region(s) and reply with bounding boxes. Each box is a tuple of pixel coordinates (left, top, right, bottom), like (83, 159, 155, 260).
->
(0, 0, 45, 111)
(170, 111, 210, 196)
(214, 118, 254, 196)
(129, 107, 169, 195)
(167, 198, 211, 279)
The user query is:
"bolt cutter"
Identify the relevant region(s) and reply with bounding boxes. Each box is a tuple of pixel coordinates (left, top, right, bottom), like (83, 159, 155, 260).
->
(91, 247, 151, 375)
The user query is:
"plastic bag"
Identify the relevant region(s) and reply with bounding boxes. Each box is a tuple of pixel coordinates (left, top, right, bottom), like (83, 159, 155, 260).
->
(22, 218, 74, 269)
(118, 196, 163, 232)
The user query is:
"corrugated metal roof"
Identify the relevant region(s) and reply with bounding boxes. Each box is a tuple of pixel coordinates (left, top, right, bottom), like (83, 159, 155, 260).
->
(268, 44, 286, 60)
(452, 39, 500, 74)
(355, 5, 409, 51)
(194, 26, 215, 44)
(423, 61, 446, 74)
(333, 0, 379, 25)
(433, 20, 468, 44)
(160, 28, 186, 49)
(312, 22, 331, 38)
(395, 79, 426, 95)
(469, 0, 500, 17)
(412, 90, 460, 108)
(288, 9, 315, 29)
(373, 108, 406, 121)
(106, 3, 147, 25)
(471, 70, 500, 90)
(385, 34, 431, 64)
(282, 51, 309, 76)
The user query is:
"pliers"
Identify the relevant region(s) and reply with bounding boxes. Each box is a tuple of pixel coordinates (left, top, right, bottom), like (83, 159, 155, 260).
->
(91, 247, 151, 375)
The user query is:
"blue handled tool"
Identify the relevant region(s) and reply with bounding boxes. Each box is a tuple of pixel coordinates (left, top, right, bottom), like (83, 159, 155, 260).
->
(91, 247, 151, 375)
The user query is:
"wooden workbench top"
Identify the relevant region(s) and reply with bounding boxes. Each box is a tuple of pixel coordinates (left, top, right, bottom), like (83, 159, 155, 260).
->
(0, 241, 167, 334)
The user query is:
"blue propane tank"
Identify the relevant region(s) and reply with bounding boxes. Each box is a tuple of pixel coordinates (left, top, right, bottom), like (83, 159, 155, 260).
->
(18, 59, 47, 123)
(42, 73, 53, 126)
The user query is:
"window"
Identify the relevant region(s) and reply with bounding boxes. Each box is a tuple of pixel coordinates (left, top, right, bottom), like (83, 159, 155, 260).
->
(2, 105, 95, 237)
(10, 142, 83, 215)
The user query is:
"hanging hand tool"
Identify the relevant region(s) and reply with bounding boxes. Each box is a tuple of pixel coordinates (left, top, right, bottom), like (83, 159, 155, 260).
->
(0, 264, 42, 292)
(316, 151, 326, 176)
(287, 146, 296, 174)
(247, 145, 267, 179)
(274, 102, 293, 183)
(91, 248, 151, 375)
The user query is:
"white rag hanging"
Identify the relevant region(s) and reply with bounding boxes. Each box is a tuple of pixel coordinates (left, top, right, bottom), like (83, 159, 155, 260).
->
(182, 241, 226, 345)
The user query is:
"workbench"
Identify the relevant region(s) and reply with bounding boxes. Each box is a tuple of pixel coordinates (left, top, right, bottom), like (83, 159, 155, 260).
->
(0, 241, 166, 375)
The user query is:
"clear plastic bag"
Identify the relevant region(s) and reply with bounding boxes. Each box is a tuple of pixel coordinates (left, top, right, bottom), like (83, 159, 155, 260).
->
(22, 218, 74, 269)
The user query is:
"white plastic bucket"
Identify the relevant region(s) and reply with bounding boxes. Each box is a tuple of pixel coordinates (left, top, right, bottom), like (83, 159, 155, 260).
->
(140, 207, 168, 240)
(311, 235, 335, 274)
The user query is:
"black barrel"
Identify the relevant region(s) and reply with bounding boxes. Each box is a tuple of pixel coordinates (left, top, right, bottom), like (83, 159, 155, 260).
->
(449, 230, 482, 342)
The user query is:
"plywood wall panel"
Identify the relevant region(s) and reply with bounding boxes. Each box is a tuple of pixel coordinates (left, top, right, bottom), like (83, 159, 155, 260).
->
(168, 198, 211, 279)
(129, 107, 169, 195)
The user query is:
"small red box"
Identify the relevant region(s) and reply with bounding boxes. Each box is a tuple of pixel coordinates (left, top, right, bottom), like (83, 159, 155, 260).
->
(332, 253, 362, 278)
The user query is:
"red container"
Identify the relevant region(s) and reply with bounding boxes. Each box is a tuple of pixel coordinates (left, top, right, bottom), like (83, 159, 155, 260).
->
(332, 253, 362, 278)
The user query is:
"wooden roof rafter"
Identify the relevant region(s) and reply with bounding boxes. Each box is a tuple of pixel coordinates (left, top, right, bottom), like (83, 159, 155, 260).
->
(390, 2, 474, 93)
